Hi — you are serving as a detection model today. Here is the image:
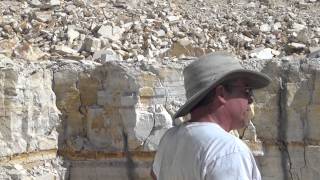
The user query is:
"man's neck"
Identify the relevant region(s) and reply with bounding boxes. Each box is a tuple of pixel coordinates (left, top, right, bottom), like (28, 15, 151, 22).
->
(190, 108, 232, 132)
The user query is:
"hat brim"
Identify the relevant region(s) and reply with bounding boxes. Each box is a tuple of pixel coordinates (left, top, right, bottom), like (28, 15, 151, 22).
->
(173, 69, 271, 119)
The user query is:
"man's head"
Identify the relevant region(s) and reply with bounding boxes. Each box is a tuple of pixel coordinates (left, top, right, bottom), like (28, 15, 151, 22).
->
(217, 78, 254, 129)
(190, 78, 254, 130)
(173, 52, 271, 129)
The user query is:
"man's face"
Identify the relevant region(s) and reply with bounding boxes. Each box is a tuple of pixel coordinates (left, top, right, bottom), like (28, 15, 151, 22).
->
(223, 79, 254, 129)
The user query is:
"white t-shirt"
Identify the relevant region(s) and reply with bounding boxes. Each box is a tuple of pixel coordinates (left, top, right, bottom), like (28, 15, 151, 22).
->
(152, 122, 261, 180)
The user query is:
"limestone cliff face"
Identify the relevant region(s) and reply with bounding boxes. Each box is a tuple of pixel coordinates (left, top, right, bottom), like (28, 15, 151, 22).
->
(0, 55, 60, 156)
(251, 58, 320, 180)
(52, 60, 180, 153)
(0, 53, 320, 179)
(0, 54, 185, 179)
(0, 55, 64, 179)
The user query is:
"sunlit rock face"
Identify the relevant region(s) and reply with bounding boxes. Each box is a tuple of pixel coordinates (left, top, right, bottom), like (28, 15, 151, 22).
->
(0, 55, 60, 156)
(245, 58, 320, 180)
(0, 56, 184, 179)
(0, 55, 65, 179)
(1, 53, 319, 180)
(49, 60, 184, 180)
(52, 60, 182, 153)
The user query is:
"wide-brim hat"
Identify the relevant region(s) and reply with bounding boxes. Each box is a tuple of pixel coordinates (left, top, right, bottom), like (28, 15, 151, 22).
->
(173, 52, 271, 119)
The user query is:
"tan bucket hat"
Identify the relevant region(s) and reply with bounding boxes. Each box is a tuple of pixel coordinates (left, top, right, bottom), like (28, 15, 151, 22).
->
(173, 52, 271, 119)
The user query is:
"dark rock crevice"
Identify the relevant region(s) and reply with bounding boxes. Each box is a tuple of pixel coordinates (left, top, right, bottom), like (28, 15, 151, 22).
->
(122, 128, 137, 180)
(277, 63, 293, 180)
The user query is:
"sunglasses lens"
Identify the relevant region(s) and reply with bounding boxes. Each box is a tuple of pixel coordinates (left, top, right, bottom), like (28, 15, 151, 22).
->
(245, 88, 253, 97)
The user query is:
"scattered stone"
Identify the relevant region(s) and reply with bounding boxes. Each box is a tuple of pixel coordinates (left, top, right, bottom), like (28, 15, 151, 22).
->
(67, 28, 80, 43)
(272, 22, 282, 31)
(136, 54, 145, 61)
(309, 46, 320, 53)
(170, 38, 192, 57)
(307, 47, 320, 58)
(0, 38, 18, 57)
(48, 0, 61, 7)
(286, 42, 307, 54)
(34, 11, 52, 23)
(83, 37, 101, 52)
(116, 49, 129, 59)
(29, 0, 42, 7)
(53, 45, 78, 55)
(111, 43, 121, 50)
(291, 23, 306, 32)
(29, 0, 61, 8)
(288, 42, 306, 49)
(13, 42, 46, 61)
(154, 29, 166, 37)
(250, 48, 279, 60)
(240, 34, 253, 42)
(260, 24, 271, 32)
(0, 0, 319, 62)
(73, 0, 87, 7)
(113, 0, 128, 9)
(166, 15, 180, 24)
(97, 25, 123, 41)
(93, 48, 122, 62)
(245, 2, 257, 8)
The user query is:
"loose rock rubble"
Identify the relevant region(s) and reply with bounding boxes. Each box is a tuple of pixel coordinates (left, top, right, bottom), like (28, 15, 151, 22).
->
(0, 157, 68, 180)
(0, 0, 319, 63)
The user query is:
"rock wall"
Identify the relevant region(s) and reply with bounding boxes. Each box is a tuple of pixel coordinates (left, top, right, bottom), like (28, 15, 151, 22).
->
(0, 55, 67, 179)
(252, 58, 320, 180)
(1, 53, 320, 180)
(1, 0, 320, 179)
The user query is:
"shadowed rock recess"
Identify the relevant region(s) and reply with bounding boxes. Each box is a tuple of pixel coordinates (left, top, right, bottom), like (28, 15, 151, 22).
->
(0, 0, 320, 179)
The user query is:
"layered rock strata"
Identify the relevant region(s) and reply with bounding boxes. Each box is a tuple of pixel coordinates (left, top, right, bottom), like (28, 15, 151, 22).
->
(1, 52, 319, 179)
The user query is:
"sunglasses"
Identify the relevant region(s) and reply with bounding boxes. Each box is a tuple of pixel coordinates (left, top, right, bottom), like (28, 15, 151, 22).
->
(224, 85, 254, 101)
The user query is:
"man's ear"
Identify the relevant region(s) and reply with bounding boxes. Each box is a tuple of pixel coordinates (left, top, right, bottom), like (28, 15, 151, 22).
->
(215, 85, 227, 104)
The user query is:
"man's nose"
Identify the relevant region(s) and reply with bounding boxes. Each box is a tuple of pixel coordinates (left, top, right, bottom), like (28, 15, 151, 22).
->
(248, 96, 254, 104)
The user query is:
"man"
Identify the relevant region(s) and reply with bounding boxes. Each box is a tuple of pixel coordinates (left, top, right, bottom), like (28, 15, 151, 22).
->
(151, 52, 271, 180)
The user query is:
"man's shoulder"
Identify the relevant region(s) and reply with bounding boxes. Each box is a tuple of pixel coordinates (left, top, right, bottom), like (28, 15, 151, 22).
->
(157, 122, 221, 151)
(185, 123, 251, 158)
(184, 122, 235, 142)
(159, 122, 250, 154)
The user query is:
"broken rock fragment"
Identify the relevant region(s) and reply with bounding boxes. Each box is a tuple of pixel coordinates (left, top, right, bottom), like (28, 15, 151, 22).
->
(67, 28, 80, 43)
(249, 48, 279, 60)
(0, 38, 18, 57)
(260, 24, 271, 32)
(83, 37, 101, 52)
(97, 25, 123, 41)
(92, 48, 122, 62)
(286, 42, 307, 54)
(53, 45, 78, 56)
(34, 11, 52, 23)
(166, 15, 180, 24)
(170, 37, 207, 57)
(291, 23, 306, 32)
(13, 42, 46, 61)
(307, 47, 320, 58)
(29, 0, 61, 8)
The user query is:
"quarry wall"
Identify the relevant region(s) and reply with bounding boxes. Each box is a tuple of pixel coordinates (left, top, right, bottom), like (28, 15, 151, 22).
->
(1, 0, 320, 179)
